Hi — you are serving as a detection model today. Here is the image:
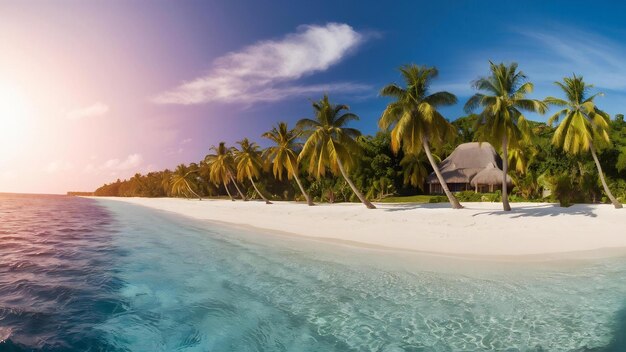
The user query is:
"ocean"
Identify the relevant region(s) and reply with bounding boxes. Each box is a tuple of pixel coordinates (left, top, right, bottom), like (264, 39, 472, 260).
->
(0, 193, 625, 351)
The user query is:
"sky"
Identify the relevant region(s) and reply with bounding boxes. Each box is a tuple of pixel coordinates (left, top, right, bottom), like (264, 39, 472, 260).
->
(1, 0, 626, 194)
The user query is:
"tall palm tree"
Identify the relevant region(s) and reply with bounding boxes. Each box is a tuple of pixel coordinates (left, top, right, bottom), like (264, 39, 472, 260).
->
(465, 61, 547, 211)
(297, 95, 376, 209)
(204, 142, 247, 201)
(545, 74, 622, 209)
(170, 164, 202, 200)
(233, 138, 272, 204)
(262, 122, 313, 205)
(379, 64, 462, 209)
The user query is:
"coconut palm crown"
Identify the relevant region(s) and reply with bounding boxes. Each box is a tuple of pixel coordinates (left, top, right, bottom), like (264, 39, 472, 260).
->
(262, 122, 313, 205)
(204, 142, 247, 201)
(297, 95, 376, 209)
(379, 64, 462, 209)
(464, 61, 547, 211)
(545, 74, 622, 208)
(233, 138, 272, 204)
(170, 164, 202, 200)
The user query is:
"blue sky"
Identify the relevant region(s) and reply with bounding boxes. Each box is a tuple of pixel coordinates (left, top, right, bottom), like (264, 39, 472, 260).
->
(2, 0, 626, 193)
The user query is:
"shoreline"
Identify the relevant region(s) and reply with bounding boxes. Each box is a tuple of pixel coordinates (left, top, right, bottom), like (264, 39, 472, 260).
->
(91, 197, 626, 258)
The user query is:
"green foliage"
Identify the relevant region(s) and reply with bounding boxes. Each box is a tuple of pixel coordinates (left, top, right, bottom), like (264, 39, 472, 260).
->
(465, 61, 546, 150)
(428, 196, 448, 203)
(93, 72, 626, 206)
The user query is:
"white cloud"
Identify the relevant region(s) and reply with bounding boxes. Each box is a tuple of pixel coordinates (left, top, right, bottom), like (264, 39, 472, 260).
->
(45, 160, 74, 174)
(82, 163, 97, 174)
(100, 153, 143, 171)
(153, 23, 370, 105)
(66, 102, 109, 120)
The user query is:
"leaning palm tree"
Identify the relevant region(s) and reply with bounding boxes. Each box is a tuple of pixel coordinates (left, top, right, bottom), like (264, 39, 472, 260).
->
(233, 138, 272, 204)
(170, 164, 202, 200)
(204, 142, 247, 201)
(545, 74, 622, 208)
(297, 95, 376, 209)
(262, 122, 313, 205)
(379, 64, 462, 209)
(465, 61, 547, 211)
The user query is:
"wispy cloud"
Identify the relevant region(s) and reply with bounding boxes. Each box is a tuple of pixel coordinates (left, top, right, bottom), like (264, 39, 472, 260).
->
(153, 23, 371, 105)
(66, 102, 109, 120)
(100, 153, 143, 171)
(518, 27, 626, 90)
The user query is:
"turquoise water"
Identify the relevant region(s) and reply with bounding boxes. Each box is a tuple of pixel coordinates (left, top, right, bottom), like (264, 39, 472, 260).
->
(1, 194, 626, 351)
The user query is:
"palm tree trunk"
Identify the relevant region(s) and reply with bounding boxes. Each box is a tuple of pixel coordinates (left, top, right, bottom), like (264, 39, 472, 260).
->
(229, 173, 247, 201)
(423, 139, 463, 209)
(293, 172, 314, 206)
(223, 181, 235, 201)
(183, 179, 202, 200)
(590, 143, 623, 209)
(336, 157, 376, 209)
(501, 136, 512, 211)
(249, 176, 272, 204)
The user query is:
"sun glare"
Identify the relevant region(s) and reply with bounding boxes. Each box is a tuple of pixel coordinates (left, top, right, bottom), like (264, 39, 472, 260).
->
(0, 82, 31, 163)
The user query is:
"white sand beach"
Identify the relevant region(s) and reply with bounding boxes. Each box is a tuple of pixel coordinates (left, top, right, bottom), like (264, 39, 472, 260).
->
(95, 197, 626, 257)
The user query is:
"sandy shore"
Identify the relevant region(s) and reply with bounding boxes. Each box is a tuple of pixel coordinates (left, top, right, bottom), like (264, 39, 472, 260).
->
(93, 197, 626, 256)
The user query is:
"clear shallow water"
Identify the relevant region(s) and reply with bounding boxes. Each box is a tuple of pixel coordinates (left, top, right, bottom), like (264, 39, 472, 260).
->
(1, 194, 626, 351)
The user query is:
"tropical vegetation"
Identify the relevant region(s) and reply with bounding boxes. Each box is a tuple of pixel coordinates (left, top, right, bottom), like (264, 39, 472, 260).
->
(94, 61, 626, 210)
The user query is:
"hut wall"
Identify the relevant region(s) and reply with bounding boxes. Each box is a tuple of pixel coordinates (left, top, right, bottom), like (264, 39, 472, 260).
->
(428, 183, 471, 194)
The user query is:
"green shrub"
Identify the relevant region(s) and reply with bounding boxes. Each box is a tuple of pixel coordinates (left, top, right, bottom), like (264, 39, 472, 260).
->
(428, 196, 448, 203)
(456, 191, 483, 202)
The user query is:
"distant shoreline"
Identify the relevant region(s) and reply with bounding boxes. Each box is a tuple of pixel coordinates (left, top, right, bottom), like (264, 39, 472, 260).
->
(91, 197, 626, 258)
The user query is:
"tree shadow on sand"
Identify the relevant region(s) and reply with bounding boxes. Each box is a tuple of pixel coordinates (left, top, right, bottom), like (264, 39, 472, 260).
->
(381, 202, 456, 212)
(381, 202, 599, 218)
(470, 203, 598, 218)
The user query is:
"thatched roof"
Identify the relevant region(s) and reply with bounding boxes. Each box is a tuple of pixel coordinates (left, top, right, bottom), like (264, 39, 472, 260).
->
(470, 163, 513, 186)
(427, 142, 506, 185)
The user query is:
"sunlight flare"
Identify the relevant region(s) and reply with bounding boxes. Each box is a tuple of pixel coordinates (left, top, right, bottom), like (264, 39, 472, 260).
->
(0, 82, 32, 163)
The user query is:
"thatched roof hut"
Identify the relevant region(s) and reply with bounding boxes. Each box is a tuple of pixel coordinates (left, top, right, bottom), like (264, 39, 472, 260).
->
(426, 142, 511, 193)
(470, 163, 513, 187)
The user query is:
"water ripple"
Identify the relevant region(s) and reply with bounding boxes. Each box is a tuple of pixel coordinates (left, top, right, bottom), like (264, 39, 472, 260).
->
(0, 193, 124, 351)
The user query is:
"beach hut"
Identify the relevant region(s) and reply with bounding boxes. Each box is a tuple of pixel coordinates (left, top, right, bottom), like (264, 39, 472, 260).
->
(426, 142, 511, 194)
(470, 163, 513, 193)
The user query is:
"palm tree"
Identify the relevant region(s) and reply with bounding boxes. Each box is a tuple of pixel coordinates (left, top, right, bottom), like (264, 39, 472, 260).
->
(465, 61, 547, 211)
(507, 144, 536, 175)
(130, 173, 145, 195)
(160, 169, 172, 196)
(379, 64, 462, 209)
(297, 95, 376, 209)
(204, 142, 247, 201)
(545, 74, 622, 209)
(233, 138, 272, 204)
(170, 164, 202, 200)
(399, 152, 431, 190)
(262, 122, 313, 205)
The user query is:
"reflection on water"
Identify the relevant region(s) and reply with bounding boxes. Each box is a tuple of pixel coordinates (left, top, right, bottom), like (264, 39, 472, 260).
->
(1, 194, 625, 351)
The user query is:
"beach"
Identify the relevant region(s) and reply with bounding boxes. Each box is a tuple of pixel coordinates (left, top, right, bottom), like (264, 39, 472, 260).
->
(93, 197, 626, 257)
